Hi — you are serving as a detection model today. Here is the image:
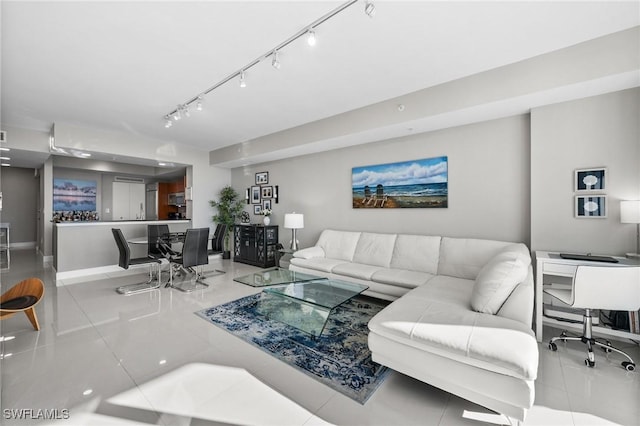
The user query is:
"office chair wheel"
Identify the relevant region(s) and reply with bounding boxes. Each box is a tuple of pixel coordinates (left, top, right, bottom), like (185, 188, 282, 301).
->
(548, 342, 557, 351)
(585, 359, 595, 367)
(601, 341, 613, 353)
(622, 362, 635, 372)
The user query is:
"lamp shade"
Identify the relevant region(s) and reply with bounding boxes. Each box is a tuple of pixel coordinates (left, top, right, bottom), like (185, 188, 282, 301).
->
(284, 213, 304, 229)
(621, 200, 640, 224)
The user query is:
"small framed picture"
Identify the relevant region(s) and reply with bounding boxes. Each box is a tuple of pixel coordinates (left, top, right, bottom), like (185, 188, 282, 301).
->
(261, 186, 273, 199)
(253, 205, 262, 215)
(575, 168, 606, 192)
(575, 195, 607, 218)
(255, 172, 269, 185)
(262, 199, 272, 211)
(251, 186, 261, 204)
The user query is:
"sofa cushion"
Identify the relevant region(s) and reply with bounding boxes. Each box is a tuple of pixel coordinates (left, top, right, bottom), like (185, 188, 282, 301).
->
(437, 237, 521, 280)
(317, 230, 361, 261)
(470, 244, 531, 314)
(332, 263, 384, 280)
(352, 233, 397, 267)
(390, 234, 441, 274)
(371, 268, 434, 289)
(289, 257, 349, 273)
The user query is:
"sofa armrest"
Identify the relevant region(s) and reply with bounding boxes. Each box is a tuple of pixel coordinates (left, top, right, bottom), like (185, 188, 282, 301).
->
(293, 246, 326, 259)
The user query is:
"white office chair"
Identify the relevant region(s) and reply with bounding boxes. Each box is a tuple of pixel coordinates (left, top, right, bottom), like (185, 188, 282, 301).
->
(544, 265, 640, 371)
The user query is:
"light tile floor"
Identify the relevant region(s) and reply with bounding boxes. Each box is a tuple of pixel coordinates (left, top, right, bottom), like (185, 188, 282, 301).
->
(1, 248, 639, 425)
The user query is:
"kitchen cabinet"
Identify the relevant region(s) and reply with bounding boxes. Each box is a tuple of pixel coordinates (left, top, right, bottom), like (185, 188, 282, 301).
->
(112, 182, 145, 220)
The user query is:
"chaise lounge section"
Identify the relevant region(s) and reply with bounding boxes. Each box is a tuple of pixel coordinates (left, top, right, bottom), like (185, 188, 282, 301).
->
(290, 229, 538, 422)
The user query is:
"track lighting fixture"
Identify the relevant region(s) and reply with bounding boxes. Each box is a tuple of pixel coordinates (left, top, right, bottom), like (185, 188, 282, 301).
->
(306, 30, 316, 46)
(162, 0, 364, 128)
(271, 51, 281, 70)
(173, 107, 182, 121)
(364, 1, 376, 18)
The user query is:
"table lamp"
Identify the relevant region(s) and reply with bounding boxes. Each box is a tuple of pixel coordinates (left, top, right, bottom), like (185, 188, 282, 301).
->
(284, 213, 304, 251)
(621, 200, 640, 258)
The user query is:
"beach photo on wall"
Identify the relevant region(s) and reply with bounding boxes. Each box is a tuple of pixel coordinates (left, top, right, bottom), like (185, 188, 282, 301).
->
(53, 178, 97, 211)
(352, 156, 448, 208)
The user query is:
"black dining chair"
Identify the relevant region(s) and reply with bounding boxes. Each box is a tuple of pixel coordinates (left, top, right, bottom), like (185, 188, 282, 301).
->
(112, 228, 162, 295)
(167, 227, 210, 292)
(147, 224, 170, 261)
(208, 224, 227, 255)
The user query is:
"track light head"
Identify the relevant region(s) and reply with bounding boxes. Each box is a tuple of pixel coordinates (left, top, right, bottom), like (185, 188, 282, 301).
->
(172, 107, 181, 121)
(183, 105, 190, 118)
(271, 51, 281, 70)
(307, 29, 316, 46)
(364, 1, 376, 18)
(196, 97, 203, 111)
(164, 116, 173, 128)
(239, 70, 247, 88)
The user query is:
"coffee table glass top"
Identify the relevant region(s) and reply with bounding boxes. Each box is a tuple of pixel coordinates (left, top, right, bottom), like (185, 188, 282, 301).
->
(258, 279, 369, 337)
(233, 267, 325, 287)
(263, 279, 368, 309)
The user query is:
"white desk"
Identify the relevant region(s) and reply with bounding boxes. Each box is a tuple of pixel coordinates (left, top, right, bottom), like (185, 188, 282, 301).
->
(534, 251, 640, 342)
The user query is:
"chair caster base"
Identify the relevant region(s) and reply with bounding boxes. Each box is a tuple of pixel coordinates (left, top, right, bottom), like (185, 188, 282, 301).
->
(622, 361, 635, 372)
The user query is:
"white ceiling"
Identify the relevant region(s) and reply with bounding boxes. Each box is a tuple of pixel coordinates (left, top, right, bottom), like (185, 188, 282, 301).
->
(1, 1, 639, 168)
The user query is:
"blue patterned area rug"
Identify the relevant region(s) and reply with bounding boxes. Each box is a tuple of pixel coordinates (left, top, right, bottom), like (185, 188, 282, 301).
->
(195, 293, 390, 404)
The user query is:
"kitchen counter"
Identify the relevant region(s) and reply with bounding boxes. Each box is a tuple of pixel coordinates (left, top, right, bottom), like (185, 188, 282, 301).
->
(53, 220, 191, 282)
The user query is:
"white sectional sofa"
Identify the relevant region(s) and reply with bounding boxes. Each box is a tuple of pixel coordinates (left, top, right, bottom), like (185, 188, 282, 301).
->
(289, 229, 539, 423)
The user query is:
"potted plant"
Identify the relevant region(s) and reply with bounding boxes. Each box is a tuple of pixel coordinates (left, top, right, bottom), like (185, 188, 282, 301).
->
(209, 185, 245, 259)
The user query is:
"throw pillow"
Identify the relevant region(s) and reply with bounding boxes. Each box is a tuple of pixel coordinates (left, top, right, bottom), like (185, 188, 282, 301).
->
(470, 245, 530, 314)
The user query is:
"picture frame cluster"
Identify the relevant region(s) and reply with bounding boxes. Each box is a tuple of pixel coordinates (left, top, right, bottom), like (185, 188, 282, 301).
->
(574, 167, 607, 218)
(251, 171, 275, 214)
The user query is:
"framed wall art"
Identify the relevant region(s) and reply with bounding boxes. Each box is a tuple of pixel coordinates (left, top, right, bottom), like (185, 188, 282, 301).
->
(575, 168, 606, 192)
(261, 186, 273, 199)
(251, 186, 261, 204)
(262, 199, 272, 211)
(575, 195, 607, 218)
(253, 205, 262, 215)
(352, 156, 448, 208)
(255, 172, 269, 185)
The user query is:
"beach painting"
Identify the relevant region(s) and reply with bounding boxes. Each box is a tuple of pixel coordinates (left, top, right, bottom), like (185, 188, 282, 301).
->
(53, 178, 97, 211)
(352, 156, 448, 208)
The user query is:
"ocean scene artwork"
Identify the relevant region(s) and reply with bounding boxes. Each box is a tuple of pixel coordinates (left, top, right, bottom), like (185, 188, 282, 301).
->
(53, 178, 97, 211)
(352, 156, 448, 208)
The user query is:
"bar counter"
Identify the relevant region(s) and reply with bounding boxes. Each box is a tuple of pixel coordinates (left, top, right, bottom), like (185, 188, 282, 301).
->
(53, 220, 191, 282)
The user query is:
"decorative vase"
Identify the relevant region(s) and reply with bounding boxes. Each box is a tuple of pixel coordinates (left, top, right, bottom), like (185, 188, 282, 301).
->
(263, 216, 271, 226)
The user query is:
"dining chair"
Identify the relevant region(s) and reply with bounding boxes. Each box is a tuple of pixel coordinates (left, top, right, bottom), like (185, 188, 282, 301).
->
(545, 265, 640, 371)
(0, 277, 45, 331)
(112, 228, 162, 295)
(167, 227, 210, 292)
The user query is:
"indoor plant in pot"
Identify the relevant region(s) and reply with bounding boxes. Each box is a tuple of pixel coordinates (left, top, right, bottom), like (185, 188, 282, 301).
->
(209, 185, 245, 259)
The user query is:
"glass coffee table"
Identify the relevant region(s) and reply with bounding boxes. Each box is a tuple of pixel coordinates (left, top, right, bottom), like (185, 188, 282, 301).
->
(257, 279, 369, 337)
(233, 267, 323, 287)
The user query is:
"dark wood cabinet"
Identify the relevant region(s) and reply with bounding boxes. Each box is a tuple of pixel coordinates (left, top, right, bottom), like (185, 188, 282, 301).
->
(233, 225, 278, 268)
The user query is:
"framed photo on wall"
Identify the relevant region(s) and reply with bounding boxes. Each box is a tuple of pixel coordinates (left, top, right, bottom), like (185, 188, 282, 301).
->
(575, 168, 606, 191)
(262, 199, 272, 211)
(255, 172, 269, 185)
(575, 195, 607, 218)
(253, 205, 262, 215)
(261, 186, 273, 199)
(251, 186, 261, 204)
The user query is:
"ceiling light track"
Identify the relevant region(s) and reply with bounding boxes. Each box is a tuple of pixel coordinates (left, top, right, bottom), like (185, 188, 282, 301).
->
(163, 0, 364, 126)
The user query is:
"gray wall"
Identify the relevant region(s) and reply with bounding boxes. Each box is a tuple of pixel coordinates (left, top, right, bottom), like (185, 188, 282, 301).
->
(231, 115, 531, 249)
(531, 88, 640, 255)
(1, 167, 39, 245)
